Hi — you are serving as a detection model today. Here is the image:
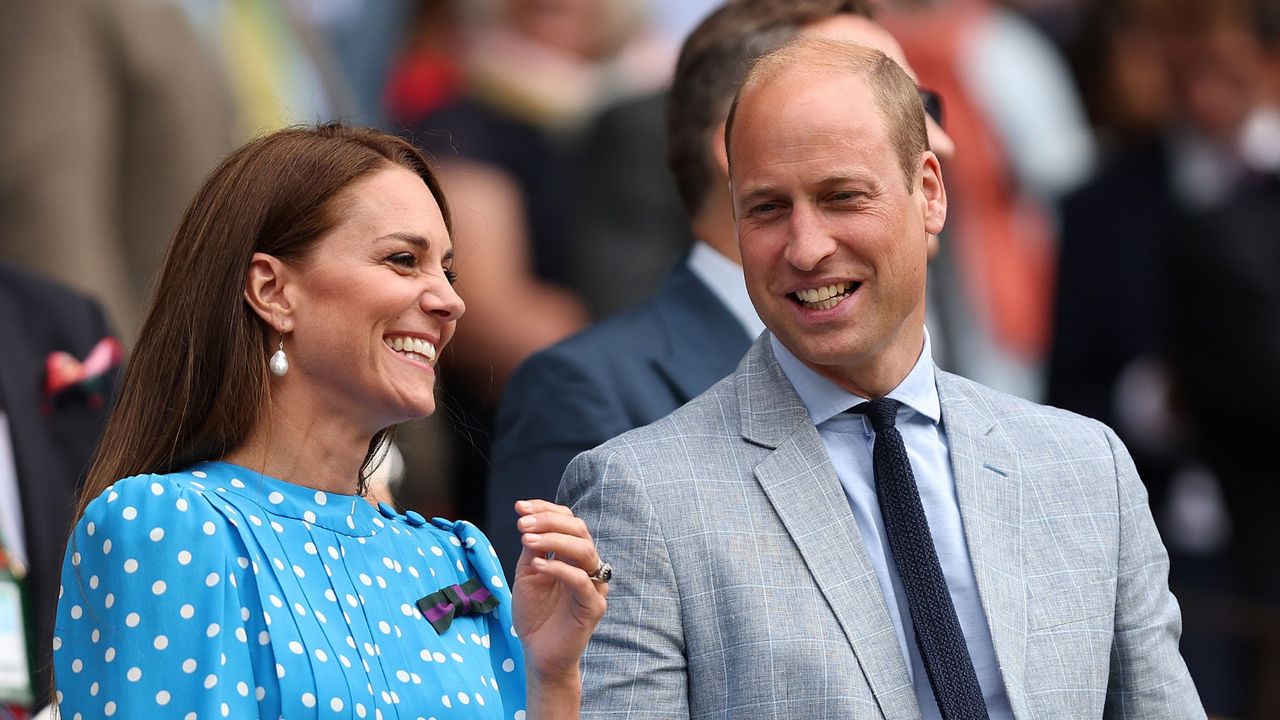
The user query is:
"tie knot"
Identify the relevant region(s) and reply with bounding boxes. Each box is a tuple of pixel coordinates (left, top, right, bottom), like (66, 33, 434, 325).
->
(856, 397, 901, 431)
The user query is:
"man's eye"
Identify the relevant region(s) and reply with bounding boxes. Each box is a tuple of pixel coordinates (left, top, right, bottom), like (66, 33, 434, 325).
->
(830, 191, 866, 203)
(388, 252, 416, 268)
(751, 202, 782, 215)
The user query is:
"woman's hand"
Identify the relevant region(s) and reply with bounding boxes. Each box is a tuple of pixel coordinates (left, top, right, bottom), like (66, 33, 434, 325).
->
(511, 499, 608, 695)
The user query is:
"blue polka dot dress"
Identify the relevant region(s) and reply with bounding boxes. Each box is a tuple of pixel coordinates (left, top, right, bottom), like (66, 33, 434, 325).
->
(53, 461, 527, 719)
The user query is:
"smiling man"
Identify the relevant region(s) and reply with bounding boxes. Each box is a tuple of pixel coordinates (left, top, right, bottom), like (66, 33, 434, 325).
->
(561, 36, 1203, 719)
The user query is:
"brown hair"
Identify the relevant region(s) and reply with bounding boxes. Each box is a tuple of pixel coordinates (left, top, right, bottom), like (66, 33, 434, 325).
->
(76, 123, 449, 521)
(725, 36, 929, 190)
(667, 0, 876, 217)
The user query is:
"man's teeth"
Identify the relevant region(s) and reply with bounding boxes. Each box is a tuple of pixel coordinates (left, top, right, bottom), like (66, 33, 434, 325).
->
(385, 336, 437, 363)
(795, 282, 854, 309)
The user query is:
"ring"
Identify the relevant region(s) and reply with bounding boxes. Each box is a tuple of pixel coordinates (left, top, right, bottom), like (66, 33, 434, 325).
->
(587, 561, 612, 584)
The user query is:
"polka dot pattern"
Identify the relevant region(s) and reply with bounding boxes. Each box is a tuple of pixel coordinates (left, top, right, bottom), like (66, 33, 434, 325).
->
(55, 462, 526, 718)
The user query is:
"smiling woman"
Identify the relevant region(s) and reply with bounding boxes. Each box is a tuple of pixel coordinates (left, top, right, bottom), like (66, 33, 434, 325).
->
(52, 124, 607, 720)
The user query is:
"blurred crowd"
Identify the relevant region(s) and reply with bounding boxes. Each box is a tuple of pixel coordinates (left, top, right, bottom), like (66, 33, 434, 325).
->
(1, 0, 1278, 716)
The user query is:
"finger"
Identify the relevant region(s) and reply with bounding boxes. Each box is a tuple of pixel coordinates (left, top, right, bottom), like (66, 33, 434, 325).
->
(531, 556, 609, 607)
(515, 499, 573, 518)
(521, 531, 598, 571)
(516, 511, 590, 540)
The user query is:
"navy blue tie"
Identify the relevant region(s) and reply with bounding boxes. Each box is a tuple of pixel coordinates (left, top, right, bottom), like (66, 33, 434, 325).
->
(857, 397, 989, 719)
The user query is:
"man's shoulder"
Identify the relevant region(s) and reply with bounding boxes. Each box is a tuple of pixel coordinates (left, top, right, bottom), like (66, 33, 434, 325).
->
(939, 370, 1114, 445)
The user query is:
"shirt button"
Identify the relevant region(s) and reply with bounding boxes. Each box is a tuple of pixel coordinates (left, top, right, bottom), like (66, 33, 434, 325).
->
(404, 511, 427, 527)
(377, 502, 397, 519)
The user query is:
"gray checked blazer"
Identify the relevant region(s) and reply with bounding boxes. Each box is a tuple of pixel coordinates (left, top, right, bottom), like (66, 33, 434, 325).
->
(559, 334, 1202, 719)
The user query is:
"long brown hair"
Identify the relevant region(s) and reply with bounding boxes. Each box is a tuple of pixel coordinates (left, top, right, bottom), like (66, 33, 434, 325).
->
(76, 123, 450, 522)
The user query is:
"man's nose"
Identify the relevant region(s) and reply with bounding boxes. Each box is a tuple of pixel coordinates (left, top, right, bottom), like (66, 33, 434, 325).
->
(783, 205, 837, 271)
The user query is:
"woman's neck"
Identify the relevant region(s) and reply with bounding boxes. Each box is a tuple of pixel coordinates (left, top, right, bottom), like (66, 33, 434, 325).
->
(223, 401, 372, 496)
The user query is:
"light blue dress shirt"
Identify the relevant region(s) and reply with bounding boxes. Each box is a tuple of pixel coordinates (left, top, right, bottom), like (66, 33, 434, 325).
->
(771, 331, 1014, 719)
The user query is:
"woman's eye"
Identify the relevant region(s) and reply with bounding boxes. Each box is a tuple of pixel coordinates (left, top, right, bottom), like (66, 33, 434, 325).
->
(388, 252, 417, 269)
(443, 267, 458, 285)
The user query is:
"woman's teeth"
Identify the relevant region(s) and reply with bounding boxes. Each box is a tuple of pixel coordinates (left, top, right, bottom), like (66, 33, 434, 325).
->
(794, 282, 855, 310)
(385, 336, 437, 364)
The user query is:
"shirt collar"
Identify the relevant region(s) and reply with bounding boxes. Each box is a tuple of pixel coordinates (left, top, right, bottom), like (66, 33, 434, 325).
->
(771, 328, 940, 426)
(686, 240, 766, 339)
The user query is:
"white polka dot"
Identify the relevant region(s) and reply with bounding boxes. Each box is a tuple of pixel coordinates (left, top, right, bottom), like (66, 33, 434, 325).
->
(378, 621, 391, 634)
(123, 558, 138, 573)
(52, 637, 62, 650)
(88, 575, 99, 589)
(104, 701, 116, 716)
(293, 564, 305, 578)
(176, 498, 189, 512)
(301, 693, 316, 708)
(177, 550, 192, 565)
(152, 580, 167, 595)
(395, 669, 410, 682)
(409, 566, 419, 578)
(330, 698, 344, 712)
(69, 605, 83, 620)
(179, 604, 195, 619)
(86, 521, 96, 536)
(502, 658, 515, 672)
(127, 667, 142, 682)
(71, 551, 81, 567)
(268, 491, 284, 505)
(192, 470, 207, 478)
(122, 506, 137, 520)
(376, 576, 387, 589)
(103, 647, 116, 662)
(271, 521, 284, 533)
(256, 686, 266, 701)
(441, 696, 451, 709)
(515, 711, 526, 720)
(304, 542, 317, 554)
(125, 612, 140, 627)
(236, 556, 249, 569)
(230, 477, 245, 488)
(102, 539, 112, 554)
(303, 510, 317, 524)
(276, 663, 286, 678)
(205, 572, 220, 587)
(294, 602, 308, 616)
(430, 546, 444, 557)
(356, 703, 367, 718)
(289, 641, 304, 654)
(154, 635, 168, 650)
(432, 651, 445, 663)
(107, 490, 118, 502)
(185, 713, 197, 720)
(182, 659, 196, 673)
(202, 521, 216, 535)
(359, 573, 372, 586)
(149, 527, 165, 542)
(457, 692, 470, 705)
(236, 681, 249, 696)
(156, 690, 171, 705)
(220, 703, 229, 717)
(235, 627, 247, 642)
(204, 674, 218, 689)
(491, 575, 504, 587)
(206, 623, 220, 637)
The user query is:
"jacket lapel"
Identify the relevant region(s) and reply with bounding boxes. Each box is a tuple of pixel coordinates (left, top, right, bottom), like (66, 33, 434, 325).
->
(936, 371, 1028, 718)
(649, 263, 753, 403)
(740, 338, 920, 720)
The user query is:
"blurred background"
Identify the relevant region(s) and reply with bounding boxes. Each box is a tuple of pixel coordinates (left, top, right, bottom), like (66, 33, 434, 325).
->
(1, 0, 1277, 716)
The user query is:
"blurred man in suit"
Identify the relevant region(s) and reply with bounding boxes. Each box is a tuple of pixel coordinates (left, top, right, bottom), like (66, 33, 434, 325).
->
(560, 36, 1201, 718)
(0, 263, 117, 712)
(487, 0, 955, 575)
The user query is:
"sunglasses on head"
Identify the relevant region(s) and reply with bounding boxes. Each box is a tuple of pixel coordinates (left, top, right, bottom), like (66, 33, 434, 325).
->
(918, 88, 944, 128)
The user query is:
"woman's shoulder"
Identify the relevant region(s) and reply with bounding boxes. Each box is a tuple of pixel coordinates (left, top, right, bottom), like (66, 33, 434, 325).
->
(76, 466, 239, 554)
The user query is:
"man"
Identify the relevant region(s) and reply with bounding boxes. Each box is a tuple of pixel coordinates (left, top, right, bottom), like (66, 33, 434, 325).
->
(487, 0, 954, 574)
(0, 263, 117, 713)
(560, 37, 1202, 718)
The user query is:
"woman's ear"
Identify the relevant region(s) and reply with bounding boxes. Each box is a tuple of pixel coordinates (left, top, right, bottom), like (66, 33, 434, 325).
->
(244, 252, 295, 333)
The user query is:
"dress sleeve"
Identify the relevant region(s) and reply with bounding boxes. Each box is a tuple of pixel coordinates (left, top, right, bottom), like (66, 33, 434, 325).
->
(54, 475, 261, 719)
(433, 517, 528, 715)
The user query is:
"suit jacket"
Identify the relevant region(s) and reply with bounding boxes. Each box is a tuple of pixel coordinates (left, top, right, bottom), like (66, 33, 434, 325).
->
(560, 335, 1202, 719)
(487, 262, 751, 576)
(0, 264, 117, 705)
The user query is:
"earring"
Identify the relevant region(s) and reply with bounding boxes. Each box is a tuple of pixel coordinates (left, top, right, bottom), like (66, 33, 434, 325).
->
(269, 336, 289, 377)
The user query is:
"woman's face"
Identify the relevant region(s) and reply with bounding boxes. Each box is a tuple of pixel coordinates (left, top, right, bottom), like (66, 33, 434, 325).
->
(282, 166, 464, 432)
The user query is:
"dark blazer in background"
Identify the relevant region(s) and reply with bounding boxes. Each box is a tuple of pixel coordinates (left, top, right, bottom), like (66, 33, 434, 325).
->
(0, 263, 116, 705)
(486, 262, 752, 576)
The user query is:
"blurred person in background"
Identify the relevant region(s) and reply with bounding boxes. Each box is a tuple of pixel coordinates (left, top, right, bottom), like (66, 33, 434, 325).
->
(0, 264, 118, 717)
(0, 0, 236, 341)
(1053, 0, 1280, 714)
(487, 0, 957, 575)
(400, 0, 669, 522)
(881, 0, 1097, 403)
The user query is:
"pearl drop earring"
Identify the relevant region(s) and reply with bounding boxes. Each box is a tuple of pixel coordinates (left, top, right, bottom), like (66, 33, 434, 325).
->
(269, 336, 289, 377)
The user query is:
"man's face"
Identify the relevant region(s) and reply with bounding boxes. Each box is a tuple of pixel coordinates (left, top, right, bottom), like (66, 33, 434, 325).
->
(729, 70, 945, 396)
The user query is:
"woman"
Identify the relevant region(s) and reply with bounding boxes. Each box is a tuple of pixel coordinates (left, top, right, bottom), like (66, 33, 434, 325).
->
(52, 124, 607, 719)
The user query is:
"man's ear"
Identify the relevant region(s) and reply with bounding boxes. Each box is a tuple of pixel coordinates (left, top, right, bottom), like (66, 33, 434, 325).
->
(919, 151, 947, 238)
(710, 120, 730, 177)
(244, 252, 295, 334)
